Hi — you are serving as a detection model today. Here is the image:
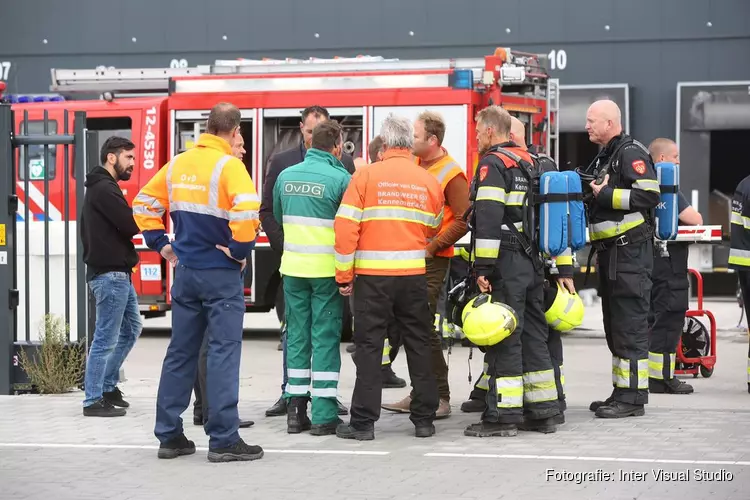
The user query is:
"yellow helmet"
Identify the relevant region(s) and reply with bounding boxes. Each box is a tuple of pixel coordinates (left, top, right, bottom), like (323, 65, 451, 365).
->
(544, 283, 584, 332)
(461, 294, 518, 346)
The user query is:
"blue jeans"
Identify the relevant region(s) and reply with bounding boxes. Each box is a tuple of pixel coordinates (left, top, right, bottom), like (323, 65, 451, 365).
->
(83, 272, 142, 407)
(154, 264, 244, 450)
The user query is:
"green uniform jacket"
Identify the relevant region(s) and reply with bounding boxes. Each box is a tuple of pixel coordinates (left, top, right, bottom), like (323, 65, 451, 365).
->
(273, 148, 352, 278)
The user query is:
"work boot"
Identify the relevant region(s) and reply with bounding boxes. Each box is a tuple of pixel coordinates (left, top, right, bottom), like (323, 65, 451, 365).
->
(310, 418, 344, 436)
(336, 423, 375, 441)
(649, 378, 694, 394)
(381, 394, 412, 413)
(436, 399, 451, 419)
(464, 421, 518, 437)
(551, 412, 565, 425)
(103, 387, 129, 408)
(595, 401, 645, 419)
(83, 399, 126, 417)
(157, 433, 196, 459)
(382, 365, 407, 388)
(337, 399, 349, 416)
(517, 416, 558, 434)
(589, 394, 615, 412)
(460, 398, 486, 413)
(207, 438, 264, 463)
(265, 396, 287, 417)
(286, 397, 312, 434)
(415, 424, 436, 438)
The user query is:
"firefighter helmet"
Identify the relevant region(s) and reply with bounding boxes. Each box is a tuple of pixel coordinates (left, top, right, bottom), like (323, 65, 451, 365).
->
(461, 294, 519, 347)
(543, 282, 584, 332)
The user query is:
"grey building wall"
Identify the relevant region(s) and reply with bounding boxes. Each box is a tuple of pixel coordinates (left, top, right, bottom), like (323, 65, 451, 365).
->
(1, 0, 749, 213)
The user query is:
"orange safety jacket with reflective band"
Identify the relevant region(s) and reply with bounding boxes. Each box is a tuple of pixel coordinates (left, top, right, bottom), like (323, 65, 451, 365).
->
(421, 149, 467, 258)
(133, 133, 260, 270)
(334, 148, 445, 283)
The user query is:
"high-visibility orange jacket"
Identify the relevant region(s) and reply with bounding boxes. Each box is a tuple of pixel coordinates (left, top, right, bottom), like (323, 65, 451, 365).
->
(420, 149, 469, 258)
(133, 133, 260, 270)
(334, 148, 445, 283)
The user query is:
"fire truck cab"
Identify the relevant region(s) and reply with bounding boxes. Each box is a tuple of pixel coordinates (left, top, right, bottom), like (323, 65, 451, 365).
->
(7, 48, 560, 337)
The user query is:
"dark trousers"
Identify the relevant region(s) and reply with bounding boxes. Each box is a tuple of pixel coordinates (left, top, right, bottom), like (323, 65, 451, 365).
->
(737, 271, 750, 390)
(395, 256, 451, 400)
(154, 265, 244, 450)
(482, 249, 559, 424)
(547, 326, 566, 412)
(648, 244, 689, 381)
(349, 274, 438, 429)
(598, 237, 653, 406)
(192, 333, 209, 421)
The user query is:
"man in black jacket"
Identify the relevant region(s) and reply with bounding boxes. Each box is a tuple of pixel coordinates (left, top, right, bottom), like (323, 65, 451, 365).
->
(260, 106, 354, 417)
(80, 136, 143, 418)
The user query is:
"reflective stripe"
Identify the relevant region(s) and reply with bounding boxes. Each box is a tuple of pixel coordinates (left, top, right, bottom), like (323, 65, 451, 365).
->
(475, 238, 500, 259)
(434, 161, 460, 184)
(355, 249, 425, 260)
(288, 369, 311, 378)
(613, 356, 648, 389)
(555, 248, 574, 266)
(208, 155, 233, 208)
(476, 186, 507, 203)
(284, 242, 333, 254)
(311, 388, 338, 398)
(382, 338, 391, 365)
(312, 371, 339, 381)
(559, 365, 565, 392)
(522, 370, 558, 404)
(589, 212, 644, 241)
(612, 189, 631, 210)
(476, 362, 490, 391)
(133, 204, 162, 217)
(233, 193, 261, 204)
(730, 211, 750, 229)
(496, 376, 523, 408)
(335, 251, 355, 272)
(648, 352, 664, 380)
(501, 221, 523, 232)
(283, 215, 334, 228)
(361, 207, 439, 227)
(729, 248, 750, 267)
(133, 193, 166, 216)
(632, 179, 660, 193)
(355, 249, 426, 270)
(165, 156, 178, 205)
(612, 356, 631, 388)
(285, 384, 310, 395)
(506, 191, 525, 206)
(335, 204, 363, 222)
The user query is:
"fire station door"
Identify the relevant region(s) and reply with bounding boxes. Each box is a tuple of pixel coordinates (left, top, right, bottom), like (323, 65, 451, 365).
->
(170, 109, 257, 304)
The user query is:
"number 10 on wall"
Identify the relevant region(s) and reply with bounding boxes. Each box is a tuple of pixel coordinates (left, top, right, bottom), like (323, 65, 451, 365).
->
(547, 50, 567, 71)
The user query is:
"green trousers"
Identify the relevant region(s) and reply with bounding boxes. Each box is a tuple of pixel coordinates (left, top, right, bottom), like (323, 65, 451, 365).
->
(282, 275, 343, 424)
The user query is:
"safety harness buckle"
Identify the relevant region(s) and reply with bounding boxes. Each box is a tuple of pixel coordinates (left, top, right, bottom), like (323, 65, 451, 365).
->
(615, 234, 630, 247)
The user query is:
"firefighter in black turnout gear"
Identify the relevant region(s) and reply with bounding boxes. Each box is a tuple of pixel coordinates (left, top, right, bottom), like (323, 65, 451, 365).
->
(647, 138, 702, 395)
(460, 117, 571, 428)
(728, 174, 750, 394)
(579, 100, 661, 419)
(463, 106, 560, 438)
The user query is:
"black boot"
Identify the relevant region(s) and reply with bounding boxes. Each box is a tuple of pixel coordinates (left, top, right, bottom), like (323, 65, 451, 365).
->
(517, 416, 558, 433)
(287, 397, 312, 434)
(460, 398, 486, 413)
(595, 400, 645, 419)
(589, 392, 615, 412)
(310, 417, 344, 436)
(336, 423, 375, 441)
(265, 396, 287, 417)
(382, 365, 407, 389)
(649, 378, 694, 394)
(464, 421, 517, 437)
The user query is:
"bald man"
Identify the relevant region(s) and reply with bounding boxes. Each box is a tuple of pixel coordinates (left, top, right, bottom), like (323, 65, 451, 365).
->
(581, 100, 661, 419)
(460, 117, 570, 429)
(646, 138, 701, 395)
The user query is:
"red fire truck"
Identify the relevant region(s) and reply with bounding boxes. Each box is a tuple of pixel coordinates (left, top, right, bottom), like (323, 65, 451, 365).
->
(5, 48, 560, 332)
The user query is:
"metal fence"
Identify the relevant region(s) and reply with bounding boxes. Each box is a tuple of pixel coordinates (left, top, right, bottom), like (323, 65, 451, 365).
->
(0, 104, 89, 394)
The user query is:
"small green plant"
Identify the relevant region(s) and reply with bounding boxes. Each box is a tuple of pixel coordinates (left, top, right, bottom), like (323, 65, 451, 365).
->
(18, 314, 86, 394)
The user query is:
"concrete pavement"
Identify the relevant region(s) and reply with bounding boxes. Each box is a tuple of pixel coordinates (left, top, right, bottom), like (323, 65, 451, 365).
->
(1, 303, 749, 500)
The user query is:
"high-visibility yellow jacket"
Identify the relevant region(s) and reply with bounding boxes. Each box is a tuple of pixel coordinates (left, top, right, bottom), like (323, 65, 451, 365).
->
(132, 133, 260, 270)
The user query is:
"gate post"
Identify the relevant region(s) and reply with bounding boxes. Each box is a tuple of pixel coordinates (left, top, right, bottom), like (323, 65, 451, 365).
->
(0, 104, 14, 395)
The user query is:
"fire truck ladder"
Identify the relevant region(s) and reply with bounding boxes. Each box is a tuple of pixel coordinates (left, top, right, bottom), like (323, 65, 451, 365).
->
(50, 50, 551, 95)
